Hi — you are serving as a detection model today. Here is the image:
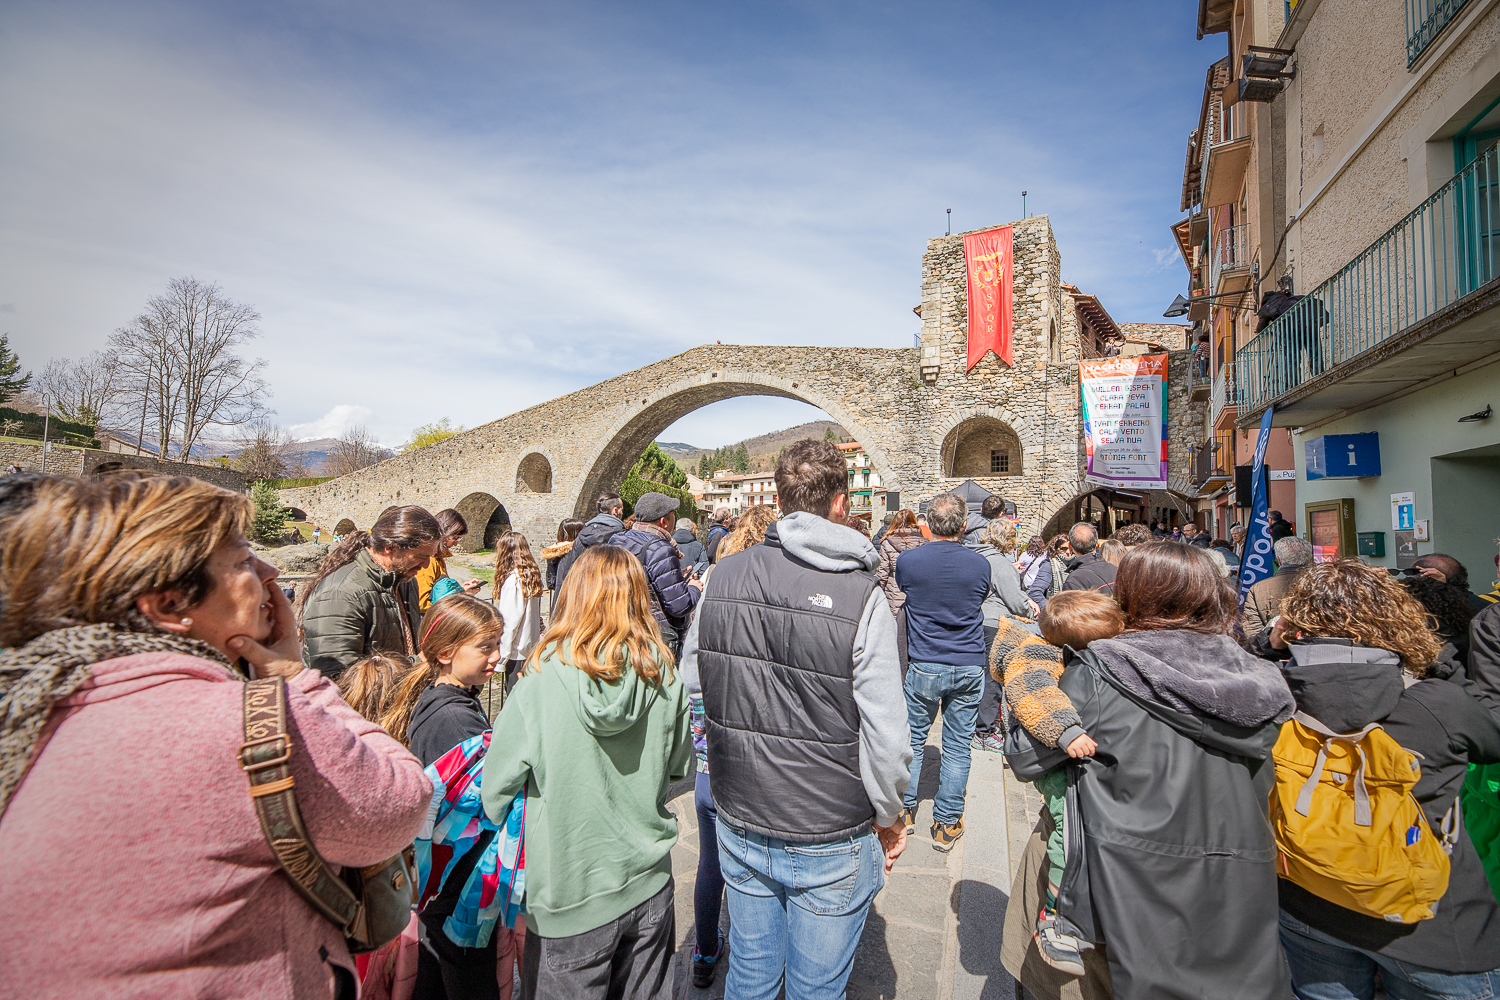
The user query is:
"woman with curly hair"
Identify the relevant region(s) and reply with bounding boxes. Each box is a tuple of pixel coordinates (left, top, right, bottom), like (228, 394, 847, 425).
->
(714, 504, 778, 562)
(1255, 559, 1500, 1000)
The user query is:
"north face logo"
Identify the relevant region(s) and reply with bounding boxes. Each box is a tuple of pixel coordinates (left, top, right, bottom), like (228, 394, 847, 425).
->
(808, 594, 833, 609)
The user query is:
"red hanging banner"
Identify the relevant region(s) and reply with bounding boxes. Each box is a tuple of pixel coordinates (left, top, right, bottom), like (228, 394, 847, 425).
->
(962, 226, 1014, 369)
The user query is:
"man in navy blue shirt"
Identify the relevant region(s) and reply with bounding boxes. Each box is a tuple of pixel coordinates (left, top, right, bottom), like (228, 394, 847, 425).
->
(894, 492, 992, 851)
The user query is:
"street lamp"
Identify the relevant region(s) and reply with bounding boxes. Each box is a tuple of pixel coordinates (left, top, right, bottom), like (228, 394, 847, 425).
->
(1162, 290, 1252, 318)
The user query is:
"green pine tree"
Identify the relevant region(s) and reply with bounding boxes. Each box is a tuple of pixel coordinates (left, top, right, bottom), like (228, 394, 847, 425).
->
(824, 426, 837, 441)
(0, 334, 31, 406)
(250, 480, 288, 544)
(733, 443, 750, 473)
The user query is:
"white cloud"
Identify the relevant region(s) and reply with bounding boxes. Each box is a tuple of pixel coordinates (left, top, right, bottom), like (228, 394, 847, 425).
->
(289, 404, 374, 442)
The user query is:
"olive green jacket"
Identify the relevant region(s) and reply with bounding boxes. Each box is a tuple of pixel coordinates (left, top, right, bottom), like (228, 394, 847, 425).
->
(300, 549, 413, 679)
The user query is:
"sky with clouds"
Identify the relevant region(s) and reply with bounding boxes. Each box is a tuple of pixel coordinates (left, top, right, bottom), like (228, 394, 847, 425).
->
(1, 0, 1214, 449)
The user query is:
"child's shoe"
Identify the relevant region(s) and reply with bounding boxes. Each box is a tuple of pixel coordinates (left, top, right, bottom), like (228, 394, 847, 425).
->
(691, 932, 726, 989)
(897, 807, 917, 833)
(1034, 907, 1086, 976)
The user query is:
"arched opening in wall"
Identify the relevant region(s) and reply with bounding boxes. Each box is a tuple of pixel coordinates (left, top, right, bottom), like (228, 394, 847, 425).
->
(453, 492, 510, 551)
(283, 507, 308, 522)
(516, 453, 553, 494)
(574, 389, 894, 531)
(333, 518, 357, 536)
(942, 417, 1023, 478)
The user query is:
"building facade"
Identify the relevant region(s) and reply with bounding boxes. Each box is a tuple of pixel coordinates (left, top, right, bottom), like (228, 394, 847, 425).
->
(1218, 0, 1500, 580)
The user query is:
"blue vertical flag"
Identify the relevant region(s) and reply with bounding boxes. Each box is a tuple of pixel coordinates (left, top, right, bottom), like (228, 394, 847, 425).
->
(1238, 406, 1277, 604)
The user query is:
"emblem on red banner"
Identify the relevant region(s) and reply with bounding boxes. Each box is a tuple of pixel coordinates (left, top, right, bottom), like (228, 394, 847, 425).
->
(962, 226, 1014, 369)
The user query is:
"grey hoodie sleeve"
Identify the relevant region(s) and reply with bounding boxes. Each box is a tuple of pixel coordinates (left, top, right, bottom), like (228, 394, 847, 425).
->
(852, 587, 912, 827)
(679, 607, 702, 698)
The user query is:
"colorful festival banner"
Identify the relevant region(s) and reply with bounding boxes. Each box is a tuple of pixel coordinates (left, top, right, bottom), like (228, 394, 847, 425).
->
(1080, 354, 1169, 490)
(962, 226, 1013, 368)
(1237, 406, 1277, 604)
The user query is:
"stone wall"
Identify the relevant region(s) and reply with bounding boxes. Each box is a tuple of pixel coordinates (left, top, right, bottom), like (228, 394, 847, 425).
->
(283, 216, 1202, 553)
(1, 441, 248, 491)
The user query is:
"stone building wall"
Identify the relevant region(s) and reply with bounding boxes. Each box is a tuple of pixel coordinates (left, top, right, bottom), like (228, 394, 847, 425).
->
(283, 216, 1201, 554)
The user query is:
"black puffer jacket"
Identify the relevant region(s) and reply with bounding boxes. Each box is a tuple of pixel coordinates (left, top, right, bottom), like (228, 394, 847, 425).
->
(1262, 638, 1500, 972)
(554, 513, 624, 594)
(673, 528, 709, 578)
(300, 549, 410, 679)
(1056, 631, 1295, 1000)
(1061, 551, 1116, 594)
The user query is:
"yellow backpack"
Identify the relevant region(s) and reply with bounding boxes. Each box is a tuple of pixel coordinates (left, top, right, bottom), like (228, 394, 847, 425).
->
(1269, 712, 1454, 923)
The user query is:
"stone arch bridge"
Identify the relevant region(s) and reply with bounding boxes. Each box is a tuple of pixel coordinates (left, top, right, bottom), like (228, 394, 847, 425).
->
(280, 218, 1201, 554)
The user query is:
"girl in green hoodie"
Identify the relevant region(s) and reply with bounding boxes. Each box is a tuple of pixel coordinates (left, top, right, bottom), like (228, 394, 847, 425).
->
(481, 544, 692, 1000)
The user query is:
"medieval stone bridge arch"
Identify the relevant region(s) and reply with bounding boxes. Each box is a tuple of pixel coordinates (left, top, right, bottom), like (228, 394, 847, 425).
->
(280, 344, 926, 553)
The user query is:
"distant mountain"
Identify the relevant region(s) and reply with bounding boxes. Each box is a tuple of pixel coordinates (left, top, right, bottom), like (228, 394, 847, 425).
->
(659, 419, 850, 473)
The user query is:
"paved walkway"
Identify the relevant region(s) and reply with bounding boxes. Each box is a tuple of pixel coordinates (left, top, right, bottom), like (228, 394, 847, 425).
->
(667, 720, 1043, 999)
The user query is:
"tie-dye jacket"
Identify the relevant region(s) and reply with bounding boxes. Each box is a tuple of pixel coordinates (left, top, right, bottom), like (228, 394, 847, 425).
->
(414, 732, 525, 947)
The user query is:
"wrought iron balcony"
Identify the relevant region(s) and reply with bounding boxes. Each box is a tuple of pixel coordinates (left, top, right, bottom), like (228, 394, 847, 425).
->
(1236, 139, 1500, 420)
(1210, 364, 1240, 426)
(1209, 224, 1252, 293)
(1407, 0, 1471, 66)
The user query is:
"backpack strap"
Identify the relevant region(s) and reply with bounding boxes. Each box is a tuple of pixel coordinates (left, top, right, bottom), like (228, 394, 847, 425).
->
(1439, 796, 1463, 856)
(1291, 712, 1383, 826)
(241, 676, 364, 936)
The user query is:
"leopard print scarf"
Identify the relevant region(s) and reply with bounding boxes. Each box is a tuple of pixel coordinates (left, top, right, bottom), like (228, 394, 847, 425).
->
(0, 624, 236, 817)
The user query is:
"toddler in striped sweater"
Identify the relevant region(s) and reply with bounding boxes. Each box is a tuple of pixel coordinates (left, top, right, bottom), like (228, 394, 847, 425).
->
(989, 590, 1123, 976)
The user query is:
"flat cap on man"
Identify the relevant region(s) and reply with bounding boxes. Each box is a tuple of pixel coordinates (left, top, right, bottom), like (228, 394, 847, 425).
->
(633, 492, 680, 522)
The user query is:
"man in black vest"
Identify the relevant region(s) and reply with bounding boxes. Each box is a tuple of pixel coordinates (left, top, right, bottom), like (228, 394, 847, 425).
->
(681, 438, 911, 999)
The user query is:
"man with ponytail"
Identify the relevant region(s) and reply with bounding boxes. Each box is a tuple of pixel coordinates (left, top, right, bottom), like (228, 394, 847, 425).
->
(300, 505, 443, 679)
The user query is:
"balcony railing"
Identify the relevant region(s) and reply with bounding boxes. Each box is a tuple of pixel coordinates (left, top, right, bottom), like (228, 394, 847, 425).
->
(1407, 0, 1471, 66)
(1236, 139, 1500, 415)
(1209, 224, 1251, 292)
(1192, 430, 1237, 490)
(1210, 364, 1240, 425)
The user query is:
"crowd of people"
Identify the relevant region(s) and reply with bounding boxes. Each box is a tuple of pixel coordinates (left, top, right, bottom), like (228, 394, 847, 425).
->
(0, 446, 1497, 1000)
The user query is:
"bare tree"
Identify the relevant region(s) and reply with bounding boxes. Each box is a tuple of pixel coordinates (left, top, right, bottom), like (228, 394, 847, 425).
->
(110, 277, 269, 459)
(324, 425, 387, 478)
(38, 351, 121, 426)
(233, 421, 294, 482)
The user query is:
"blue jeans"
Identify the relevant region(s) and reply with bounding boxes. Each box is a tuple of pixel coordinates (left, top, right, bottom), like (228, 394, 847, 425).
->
(1279, 910, 1500, 1000)
(693, 771, 724, 957)
(715, 820, 883, 1000)
(903, 660, 984, 825)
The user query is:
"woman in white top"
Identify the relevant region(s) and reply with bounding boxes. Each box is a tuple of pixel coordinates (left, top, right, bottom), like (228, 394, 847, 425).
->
(493, 531, 543, 692)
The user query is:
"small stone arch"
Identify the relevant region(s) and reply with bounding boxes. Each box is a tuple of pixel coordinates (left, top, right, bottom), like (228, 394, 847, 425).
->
(283, 507, 308, 522)
(516, 453, 553, 494)
(333, 518, 357, 536)
(453, 492, 510, 551)
(942, 416, 1023, 478)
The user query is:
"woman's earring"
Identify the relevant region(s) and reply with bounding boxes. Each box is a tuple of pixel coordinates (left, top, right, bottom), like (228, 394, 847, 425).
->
(179, 617, 193, 627)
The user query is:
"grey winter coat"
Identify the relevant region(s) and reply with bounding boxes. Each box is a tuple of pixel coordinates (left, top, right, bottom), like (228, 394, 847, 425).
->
(972, 543, 1031, 627)
(300, 549, 411, 679)
(1056, 630, 1295, 1000)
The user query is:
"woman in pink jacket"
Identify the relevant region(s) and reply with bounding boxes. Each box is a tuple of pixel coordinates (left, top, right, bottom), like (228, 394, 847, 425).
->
(0, 473, 433, 999)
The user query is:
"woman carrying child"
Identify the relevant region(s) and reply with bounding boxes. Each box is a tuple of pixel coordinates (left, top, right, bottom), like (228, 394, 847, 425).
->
(1047, 542, 1296, 1000)
(481, 545, 692, 1000)
(493, 531, 544, 693)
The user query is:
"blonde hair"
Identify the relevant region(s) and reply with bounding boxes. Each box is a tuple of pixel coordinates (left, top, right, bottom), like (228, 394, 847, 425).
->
(1279, 559, 1442, 674)
(528, 545, 671, 685)
(0, 473, 251, 647)
(1099, 538, 1126, 566)
(1038, 591, 1125, 650)
(982, 517, 1017, 553)
(337, 651, 409, 723)
(494, 531, 543, 600)
(383, 594, 502, 744)
(718, 506, 778, 559)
